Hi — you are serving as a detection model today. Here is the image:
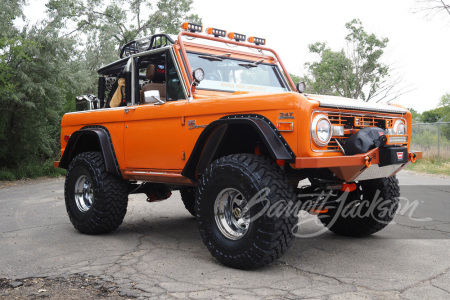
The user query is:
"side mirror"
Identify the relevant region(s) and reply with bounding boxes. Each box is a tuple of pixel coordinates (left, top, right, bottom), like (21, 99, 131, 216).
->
(296, 81, 306, 93)
(144, 90, 165, 105)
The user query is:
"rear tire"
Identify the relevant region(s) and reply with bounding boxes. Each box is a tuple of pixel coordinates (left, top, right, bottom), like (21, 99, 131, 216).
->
(196, 154, 298, 269)
(319, 176, 400, 237)
(65, 152, 128, 234)
(180, 187, 196, 217)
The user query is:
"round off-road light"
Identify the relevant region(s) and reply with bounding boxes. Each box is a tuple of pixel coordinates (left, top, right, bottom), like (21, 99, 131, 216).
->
(394, 119, 406, 135)
(311, 114, 332, 147)
(193, 68, 205, 82)
(296, 81, 306, 93)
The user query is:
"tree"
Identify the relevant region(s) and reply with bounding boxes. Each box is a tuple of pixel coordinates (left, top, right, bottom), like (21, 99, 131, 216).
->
(305, 42, 355, 98)
(46, 0, 201, 92)
(422, 107, 447, 123)
(0, 0, 25, 38)
(439, 93, 450, 108)
(439, 93, 450, 139)
(408, 107, 423, 123)
(0, 0, 202, 176)
(420, 94, 450, 123)
(289, 73, 300, 85)
(304, 19, 409, 103)
(0, 2, 91, 169)
(415, 0, 450, 19)
(46, 0, 201, 53)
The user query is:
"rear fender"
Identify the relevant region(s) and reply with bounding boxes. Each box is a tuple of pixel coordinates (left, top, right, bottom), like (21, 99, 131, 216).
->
(59, 126, 121, 177)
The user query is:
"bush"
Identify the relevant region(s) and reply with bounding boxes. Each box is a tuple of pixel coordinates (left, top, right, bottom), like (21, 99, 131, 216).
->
(0, 159, 66, 181)
(0, 170, 16, 181)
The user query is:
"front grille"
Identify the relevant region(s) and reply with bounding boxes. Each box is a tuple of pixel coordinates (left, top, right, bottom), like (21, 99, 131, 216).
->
(314, 111, 405, 152)
(328, 113, 388, 128)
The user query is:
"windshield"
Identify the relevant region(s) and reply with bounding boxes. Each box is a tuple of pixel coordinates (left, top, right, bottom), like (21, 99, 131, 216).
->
(187, 52, 289, 93)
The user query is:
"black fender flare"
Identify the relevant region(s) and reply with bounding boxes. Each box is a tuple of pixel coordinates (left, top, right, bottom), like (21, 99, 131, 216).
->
(59, 126, 121, 177)
(181, 114, 295, 181)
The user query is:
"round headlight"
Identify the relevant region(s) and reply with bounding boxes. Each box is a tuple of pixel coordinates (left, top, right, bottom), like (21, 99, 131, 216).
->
(394, 120, 406, 135)
(311, 114, 332, 147)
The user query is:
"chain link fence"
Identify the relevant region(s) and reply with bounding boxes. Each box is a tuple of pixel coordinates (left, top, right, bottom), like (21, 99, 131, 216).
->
(411, 122, 450, 160)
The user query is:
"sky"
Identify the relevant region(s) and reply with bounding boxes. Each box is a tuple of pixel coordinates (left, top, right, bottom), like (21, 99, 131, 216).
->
(22, 0, 450, 112)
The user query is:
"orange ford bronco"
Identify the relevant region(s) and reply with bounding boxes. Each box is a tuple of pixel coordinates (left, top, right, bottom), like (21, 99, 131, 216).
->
(56, 23, 422, 269)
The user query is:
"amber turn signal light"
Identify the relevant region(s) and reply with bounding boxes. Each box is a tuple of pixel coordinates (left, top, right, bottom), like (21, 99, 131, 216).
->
(277, 122, 293, 132)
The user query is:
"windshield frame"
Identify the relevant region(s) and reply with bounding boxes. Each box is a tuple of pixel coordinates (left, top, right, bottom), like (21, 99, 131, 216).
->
(185, 51, 290, 93)
(176, 31, 296, 97)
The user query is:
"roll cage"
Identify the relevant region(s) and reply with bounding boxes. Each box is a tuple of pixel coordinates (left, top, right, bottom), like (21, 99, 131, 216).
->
(95, 31, 297, 108)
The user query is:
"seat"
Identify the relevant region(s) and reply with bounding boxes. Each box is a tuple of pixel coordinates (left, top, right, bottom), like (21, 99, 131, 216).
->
(141, 64, 166, 103)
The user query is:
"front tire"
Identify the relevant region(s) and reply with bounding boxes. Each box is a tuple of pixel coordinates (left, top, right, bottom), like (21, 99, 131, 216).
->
(319, 176, 400, 237)
(65, 152, 128, 234)
(196, 154, 298, 269)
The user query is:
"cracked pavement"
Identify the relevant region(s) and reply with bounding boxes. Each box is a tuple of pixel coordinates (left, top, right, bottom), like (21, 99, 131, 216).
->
(0, 172, 449, 299)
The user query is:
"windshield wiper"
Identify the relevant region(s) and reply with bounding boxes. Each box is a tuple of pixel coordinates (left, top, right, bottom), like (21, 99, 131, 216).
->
(238, 59, 264, 68)
(198, 53, 231, 61)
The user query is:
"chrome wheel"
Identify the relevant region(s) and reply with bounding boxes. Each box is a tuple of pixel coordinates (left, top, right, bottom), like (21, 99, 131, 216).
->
(74, 175, 94, 212)
(214, 188, 250, 240)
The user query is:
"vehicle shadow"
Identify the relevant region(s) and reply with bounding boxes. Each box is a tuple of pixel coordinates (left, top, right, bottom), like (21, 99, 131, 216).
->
(108, 210, 393, 264)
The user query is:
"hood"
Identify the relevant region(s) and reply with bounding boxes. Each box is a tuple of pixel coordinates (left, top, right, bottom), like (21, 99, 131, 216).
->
(307, 95, 407, 114)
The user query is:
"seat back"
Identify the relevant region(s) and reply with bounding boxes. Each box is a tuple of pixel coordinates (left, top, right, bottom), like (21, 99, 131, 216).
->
(141, 64, 166, 103)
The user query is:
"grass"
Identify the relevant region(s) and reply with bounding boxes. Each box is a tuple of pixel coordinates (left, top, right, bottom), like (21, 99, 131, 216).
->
(408, 141, 450, 176)
(0, 160, 66, 181)
(409, 144, 450, 161)
(406, 158, 450, 176)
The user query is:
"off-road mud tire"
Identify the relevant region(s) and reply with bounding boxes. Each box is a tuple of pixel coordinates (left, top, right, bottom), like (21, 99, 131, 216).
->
(65, 152, 128, 234)
(180, 187, 196, 217)
(319, 176, 400, 237)
(196, 154, 298, 269)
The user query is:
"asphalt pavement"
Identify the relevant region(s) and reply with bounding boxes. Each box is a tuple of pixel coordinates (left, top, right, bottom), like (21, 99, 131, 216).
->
(0, 171, 449, 299)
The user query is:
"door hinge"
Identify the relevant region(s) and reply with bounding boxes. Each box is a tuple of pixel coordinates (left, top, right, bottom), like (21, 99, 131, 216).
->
(181, 151, 185, 160)
(181, 116, 185, 125)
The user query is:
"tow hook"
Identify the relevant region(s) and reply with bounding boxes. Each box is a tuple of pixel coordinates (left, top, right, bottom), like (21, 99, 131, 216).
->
(365, 155, 372, 168)
(409, 153, 417, 163)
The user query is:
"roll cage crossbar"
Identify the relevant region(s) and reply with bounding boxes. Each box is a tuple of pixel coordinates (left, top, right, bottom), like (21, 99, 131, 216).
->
(120, 34, 175, 59)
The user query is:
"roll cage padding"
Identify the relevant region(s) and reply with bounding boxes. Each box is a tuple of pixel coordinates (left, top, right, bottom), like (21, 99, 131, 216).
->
(59, 126, 121, 177)
(181, 115, 296, 181)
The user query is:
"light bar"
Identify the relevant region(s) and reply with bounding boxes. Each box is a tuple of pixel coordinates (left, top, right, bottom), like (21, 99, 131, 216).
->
(387, 135, 408, 144)
(248, 36, 266, 45)
(228, 32, 246, 42)
(181, 22, 203, 33)
(205, 27, 226, 38)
